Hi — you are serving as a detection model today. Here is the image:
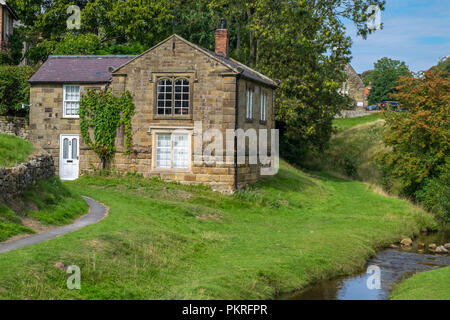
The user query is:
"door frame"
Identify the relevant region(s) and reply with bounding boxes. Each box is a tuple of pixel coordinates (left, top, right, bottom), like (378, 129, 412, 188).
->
(59, 134, 80, 180)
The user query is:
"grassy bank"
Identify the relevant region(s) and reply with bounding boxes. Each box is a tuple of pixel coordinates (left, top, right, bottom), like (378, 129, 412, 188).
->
(309, 117, 386, 186)
(0, 177, 88, 241)
(333, 113, 381, 132)
(0, 133, 34, 167)
(0, 161, 435, 299)
(390, 266, 450, 300)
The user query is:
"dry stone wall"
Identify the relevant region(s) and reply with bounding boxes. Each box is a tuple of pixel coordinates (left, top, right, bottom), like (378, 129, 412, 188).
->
(0, 116, 29, 139)
(0, 154, 55, 201)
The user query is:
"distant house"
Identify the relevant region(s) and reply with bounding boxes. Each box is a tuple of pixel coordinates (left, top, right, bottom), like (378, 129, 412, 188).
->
(339, 64, 367, 109)
(0, 0, 18, 50)
(28, 20, 278, 193)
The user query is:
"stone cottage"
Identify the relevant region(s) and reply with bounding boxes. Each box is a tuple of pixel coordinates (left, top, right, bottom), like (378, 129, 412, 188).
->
(28, 22, 278, 192)
(0, 0, 18, 50)
(340, 64, 367, 109)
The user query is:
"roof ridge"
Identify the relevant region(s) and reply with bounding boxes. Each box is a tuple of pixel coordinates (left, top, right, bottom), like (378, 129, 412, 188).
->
(48, 55, 138, 58)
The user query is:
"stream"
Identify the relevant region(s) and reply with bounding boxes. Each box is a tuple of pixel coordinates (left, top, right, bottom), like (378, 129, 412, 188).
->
(278, 230, 450, 300)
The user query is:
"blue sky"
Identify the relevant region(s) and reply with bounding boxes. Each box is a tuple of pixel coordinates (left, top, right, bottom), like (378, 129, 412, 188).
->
(343, 0, 450, 73)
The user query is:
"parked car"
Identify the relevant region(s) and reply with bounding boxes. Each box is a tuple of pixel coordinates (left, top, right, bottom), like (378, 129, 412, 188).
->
(378, 101, 402, 111)
(366, 104, 380, 111)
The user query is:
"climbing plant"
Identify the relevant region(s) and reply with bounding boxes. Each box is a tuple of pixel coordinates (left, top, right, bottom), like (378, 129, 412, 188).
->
(79, 89, 135, 168)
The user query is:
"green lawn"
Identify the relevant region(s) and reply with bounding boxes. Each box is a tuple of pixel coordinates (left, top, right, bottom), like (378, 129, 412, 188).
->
(0, 133, 34, 167)
(0, 177, 88, 241)
(0, 161, 435, 299)
(333, 113, 381, 132)
(390, 266, 450, 300)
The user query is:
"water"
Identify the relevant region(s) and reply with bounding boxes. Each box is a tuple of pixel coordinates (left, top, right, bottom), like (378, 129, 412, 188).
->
(278, 230, 450, 300)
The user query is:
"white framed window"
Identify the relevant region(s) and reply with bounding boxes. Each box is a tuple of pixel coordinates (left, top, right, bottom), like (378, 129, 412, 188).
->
(63, 85, 81, 118)
(155, 133, 190, 170)
(246, 88, 254, 120)
(156, 77, 190, 116)
(260, 92, 267, 122)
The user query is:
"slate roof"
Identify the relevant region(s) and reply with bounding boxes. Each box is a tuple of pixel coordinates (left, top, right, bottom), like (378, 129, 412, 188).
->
(29, 35, 278, 88)
(28, 55, 137, 84)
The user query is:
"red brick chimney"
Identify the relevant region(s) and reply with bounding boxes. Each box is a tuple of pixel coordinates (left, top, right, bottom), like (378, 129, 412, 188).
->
(215, 18, 229, 57)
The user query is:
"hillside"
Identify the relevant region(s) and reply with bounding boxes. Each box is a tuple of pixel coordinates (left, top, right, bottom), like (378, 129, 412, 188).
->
(0, 134, 88, 242)
(0, 134, 34, 167)
(308, 114, 387, 187)
(0, 161, 435, 299)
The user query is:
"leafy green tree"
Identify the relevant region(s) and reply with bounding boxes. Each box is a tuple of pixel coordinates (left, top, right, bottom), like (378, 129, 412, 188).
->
(81, 0, 174, 45)
(246, 0, 385, 161)
(53, 33, 101, 55)
(432, 56, 450, 75)
(0, 65, 36, 115)
(367, 57, 410, 105)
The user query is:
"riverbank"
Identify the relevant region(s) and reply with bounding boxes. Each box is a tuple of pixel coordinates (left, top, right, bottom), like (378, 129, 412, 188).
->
(0, 161, 436, 299)
(390, 266, 450, 300)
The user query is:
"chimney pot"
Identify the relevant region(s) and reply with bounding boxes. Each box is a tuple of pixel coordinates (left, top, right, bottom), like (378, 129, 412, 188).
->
(215, 18, 229, 57)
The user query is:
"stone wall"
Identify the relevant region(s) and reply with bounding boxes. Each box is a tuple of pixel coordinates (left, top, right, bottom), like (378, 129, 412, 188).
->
(0, 116, 29, 139)
(0, 154, 55, 201)
(336, 110, 375, 119)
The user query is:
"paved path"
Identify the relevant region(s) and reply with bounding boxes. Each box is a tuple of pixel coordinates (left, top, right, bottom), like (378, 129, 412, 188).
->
(0, 196, 107, 254)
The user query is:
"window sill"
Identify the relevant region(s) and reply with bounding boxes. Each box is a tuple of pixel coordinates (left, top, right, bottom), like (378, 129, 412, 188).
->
(245, 118, 254, 123)
(152, 168, 192, 174)
(153, 115, 192, 121)
(259, 120, 267, 125)
(62, 116, 80, 119)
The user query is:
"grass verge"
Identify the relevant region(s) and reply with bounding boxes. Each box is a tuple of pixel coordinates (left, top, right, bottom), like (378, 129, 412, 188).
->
(0, 133, 34, 167)
(390, 266, 450, 300)
(333, 113, 381, 132)
(0, 161, 436, 299)
(0, 177, 89, 241)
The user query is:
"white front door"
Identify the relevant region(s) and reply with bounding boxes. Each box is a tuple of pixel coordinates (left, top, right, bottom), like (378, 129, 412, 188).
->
(59, 134, 79, 180)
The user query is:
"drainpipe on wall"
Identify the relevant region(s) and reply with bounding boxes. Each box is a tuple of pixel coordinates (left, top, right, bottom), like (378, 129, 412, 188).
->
(234, 67, 244, 191)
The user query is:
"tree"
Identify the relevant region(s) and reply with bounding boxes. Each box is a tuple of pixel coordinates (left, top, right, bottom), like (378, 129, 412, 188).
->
(0, 65, 36, 115)
(245, 0, 385, 161)
(361, 69, 374, 85)
(366, 57, 410, 105)
(377, 69, 449, 221)
(81, 0, 174, 46)
(53, 33, 101, 55)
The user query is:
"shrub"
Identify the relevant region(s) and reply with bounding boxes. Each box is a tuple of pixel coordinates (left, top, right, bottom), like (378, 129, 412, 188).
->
(378, 69, 449, 221)
(0, 65, 36, 115)
(0, 51, 13, 65)
(415, 166, 450, 224)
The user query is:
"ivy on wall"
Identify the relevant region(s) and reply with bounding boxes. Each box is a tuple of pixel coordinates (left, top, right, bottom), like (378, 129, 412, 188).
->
(79, 90, 135, 168)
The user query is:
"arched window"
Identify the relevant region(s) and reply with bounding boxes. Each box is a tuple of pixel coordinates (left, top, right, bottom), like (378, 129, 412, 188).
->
(156, 77, 191, 117)
(157, 79, 172, 115)
(174, 79, 190, 115)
